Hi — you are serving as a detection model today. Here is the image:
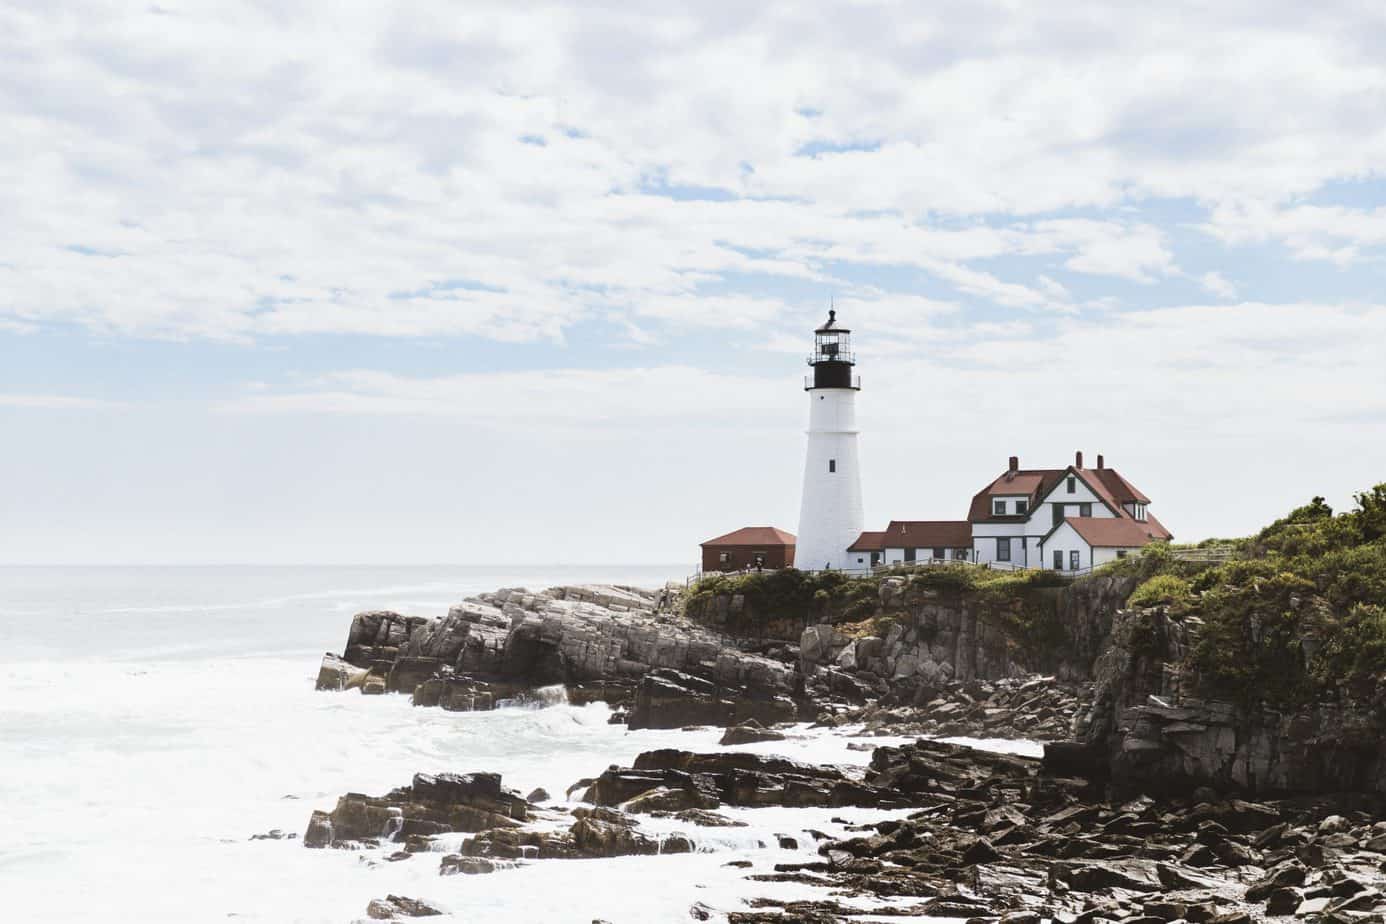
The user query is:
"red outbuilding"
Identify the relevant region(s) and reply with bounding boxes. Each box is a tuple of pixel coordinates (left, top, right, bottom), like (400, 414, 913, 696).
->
(700, 526, 796, 573)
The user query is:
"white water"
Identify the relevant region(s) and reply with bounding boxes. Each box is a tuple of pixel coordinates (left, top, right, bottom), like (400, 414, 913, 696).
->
(0, 566, 1038, 923)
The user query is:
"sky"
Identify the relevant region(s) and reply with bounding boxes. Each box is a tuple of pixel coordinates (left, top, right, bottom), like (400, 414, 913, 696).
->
(2, 1, 1385, 566)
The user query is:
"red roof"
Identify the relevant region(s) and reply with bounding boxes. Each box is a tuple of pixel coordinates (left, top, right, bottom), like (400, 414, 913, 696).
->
(701, 526, 796, 548)
(968, 469, 1064, 523)
(883, 520, 973, 548)
(1060, 516, 1169, 548)
(848, 530, 888, 552)
(1093, 468, 1151, 505)
(969, 463, 1154, 526)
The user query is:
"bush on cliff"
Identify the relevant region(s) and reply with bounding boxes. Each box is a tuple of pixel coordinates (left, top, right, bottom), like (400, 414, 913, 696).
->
(1165, 483, 1386, 708)
(1127, 574, 1192, 609)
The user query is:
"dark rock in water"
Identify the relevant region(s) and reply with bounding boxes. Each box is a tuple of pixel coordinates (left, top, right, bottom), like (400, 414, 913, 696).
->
(303, 772, 527, 849)
(315, 653, 366, 691)
(387, 657, 444, 695)
(526, 787, 550, 803)
(720, 720, 788, 746)
(362, 673, 387, 695)
(627, 749, 902, 809)
(324, 585, 800, 730)
(303, 811, 333, 848)
(571, 809, 673, 858)
(249, 828, 296, 841)
(674, 809, 747, 828)
(365, 895, 442, 919)
(627, 669, 798, 731)
(582, 764, 721, 811)
(440, 855, 496, 876)
(689, 902, 714, 921)
(345, 611, 431, 666)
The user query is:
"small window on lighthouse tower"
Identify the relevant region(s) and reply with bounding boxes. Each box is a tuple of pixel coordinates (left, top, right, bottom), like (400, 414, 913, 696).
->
(828, 459, 836, 473)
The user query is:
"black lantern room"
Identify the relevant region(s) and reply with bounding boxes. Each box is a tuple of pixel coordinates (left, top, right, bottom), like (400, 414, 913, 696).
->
(806, 310, 859, 390)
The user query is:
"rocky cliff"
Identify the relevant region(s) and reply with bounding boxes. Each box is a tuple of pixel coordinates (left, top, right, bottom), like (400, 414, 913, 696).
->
(317, 584, 802, 729)
(317, 570, 1147, 734)
(793, 571, 1135, 690)
(1062, 603, 1386, 797)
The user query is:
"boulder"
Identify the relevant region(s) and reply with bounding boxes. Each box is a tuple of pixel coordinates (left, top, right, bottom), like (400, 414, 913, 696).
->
(719, 721, 788, 746)
(315, 653, 366, 691)
(365, 895, 442, 919)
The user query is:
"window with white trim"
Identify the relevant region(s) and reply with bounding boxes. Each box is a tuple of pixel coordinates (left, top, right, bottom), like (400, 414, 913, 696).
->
(996, 537, 1011, 562)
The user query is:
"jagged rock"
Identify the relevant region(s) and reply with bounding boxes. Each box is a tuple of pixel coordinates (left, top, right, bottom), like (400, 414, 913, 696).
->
(365, 895, 442, 919)
(304, 772, 526, 849)
(387, 658, 444, 695)
(303, 812, 332, 848)
(345, 611, 431, 666)
(720, 721, 788, 746)
(628, 669, 798, 730)
(315, 653, 367, 691)
(674, 809, 746, 828)
(440, 855, 496, 876)
(249, 828, 295, 841)
(327, 585, 799, 730)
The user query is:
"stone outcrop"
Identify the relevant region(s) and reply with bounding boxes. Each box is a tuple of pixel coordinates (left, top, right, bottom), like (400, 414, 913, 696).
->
(844, 674, 1087, 741)
(796, 572, 1136, 693)
(364, 895, 442, 920)
(303, 772, 528, 850)
(581, 749, 908, 811)
(756, 738, 1386, 923)
(1059, 605, 1386, 796)
(320, 584, 802, 729)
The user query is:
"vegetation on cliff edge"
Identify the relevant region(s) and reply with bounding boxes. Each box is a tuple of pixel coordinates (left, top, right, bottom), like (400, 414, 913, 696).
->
(1138, 484, 1386, 708)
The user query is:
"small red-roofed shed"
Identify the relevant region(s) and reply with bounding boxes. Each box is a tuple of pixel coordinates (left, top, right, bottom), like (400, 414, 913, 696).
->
(700, 526, 796, 572)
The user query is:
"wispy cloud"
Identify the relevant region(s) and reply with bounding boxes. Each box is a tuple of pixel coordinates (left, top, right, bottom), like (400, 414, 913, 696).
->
(3, 2, 1386, 344)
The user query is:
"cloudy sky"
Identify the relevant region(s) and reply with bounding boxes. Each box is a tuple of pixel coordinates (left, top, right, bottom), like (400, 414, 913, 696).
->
(3, 1, 1385, 565)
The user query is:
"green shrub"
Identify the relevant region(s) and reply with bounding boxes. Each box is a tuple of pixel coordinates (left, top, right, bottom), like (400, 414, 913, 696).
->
(1128, 574, 1192, 608)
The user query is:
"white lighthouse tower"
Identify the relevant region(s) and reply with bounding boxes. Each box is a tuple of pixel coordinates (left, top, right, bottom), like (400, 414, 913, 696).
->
(795, 310, 865, 572)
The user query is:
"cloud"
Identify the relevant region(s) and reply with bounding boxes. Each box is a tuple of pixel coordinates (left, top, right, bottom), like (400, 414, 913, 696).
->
(219, 366, 797, 428)
(0, 393, 125, 409)
(4, 2, 1386, 344)
(1203, 201, 1386, 266)
(1198, 271, 1238, 300)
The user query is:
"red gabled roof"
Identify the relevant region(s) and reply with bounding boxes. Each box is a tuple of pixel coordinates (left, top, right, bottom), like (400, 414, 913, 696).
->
(968, 469, 1066, 523)
(884, 520, 973, 548)
(1061, 516, 1168, 548)
(848, 530, 888, 552)
(701, 526, 796, 548)
(968, 463, 1155, 526)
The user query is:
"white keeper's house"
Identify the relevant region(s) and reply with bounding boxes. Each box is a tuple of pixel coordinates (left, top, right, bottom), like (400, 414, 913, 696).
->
(850, 451, 1171, 573)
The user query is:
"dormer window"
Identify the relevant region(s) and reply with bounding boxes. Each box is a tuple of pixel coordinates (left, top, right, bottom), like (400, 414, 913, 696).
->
(993, 499, 1006, 515)
(1016, 500, 1029, 515)
(1079, 503, 1092, 517)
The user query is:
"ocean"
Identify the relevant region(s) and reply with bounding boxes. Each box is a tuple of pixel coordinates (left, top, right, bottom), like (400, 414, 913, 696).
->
(0, 566, 1033, 922)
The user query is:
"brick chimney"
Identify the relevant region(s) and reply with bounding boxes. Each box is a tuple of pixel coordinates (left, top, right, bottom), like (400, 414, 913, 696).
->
(1097, 454, 1105, 470)
(1075, 450, 1084, 469)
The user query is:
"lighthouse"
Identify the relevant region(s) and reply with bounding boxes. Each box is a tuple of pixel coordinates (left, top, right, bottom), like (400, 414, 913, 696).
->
(795, 310, 865, 572)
